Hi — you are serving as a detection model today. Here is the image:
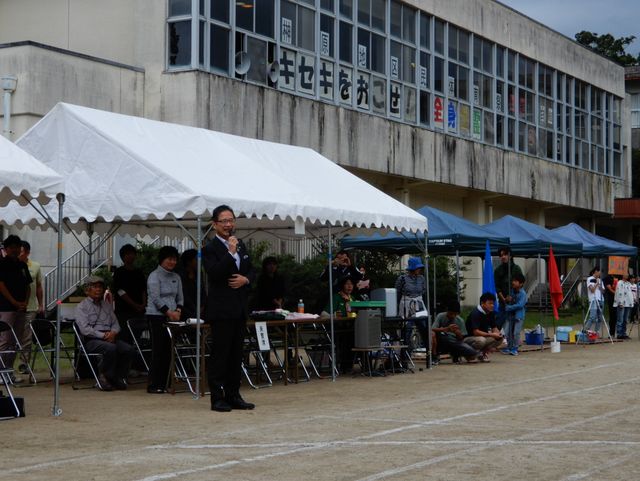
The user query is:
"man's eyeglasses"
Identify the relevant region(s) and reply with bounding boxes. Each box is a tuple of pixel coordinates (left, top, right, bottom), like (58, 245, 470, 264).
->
(215, 219, 235, 225)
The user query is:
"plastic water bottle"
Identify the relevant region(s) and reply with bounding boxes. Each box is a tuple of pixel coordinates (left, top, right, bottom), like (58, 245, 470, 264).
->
(297, 299, 304, 313)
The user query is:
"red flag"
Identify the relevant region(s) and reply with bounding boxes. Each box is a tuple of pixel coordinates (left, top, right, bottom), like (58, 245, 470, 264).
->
(548, 246, 563, 320)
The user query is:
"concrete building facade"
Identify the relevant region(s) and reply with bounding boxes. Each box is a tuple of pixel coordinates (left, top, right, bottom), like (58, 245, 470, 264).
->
(0, 0, 635, 301)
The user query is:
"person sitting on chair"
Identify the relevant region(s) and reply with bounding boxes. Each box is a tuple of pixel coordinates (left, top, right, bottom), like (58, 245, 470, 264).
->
(75, 276, 134, 391)
(432, 300, 478, 364)
(464, 292, 503, 363)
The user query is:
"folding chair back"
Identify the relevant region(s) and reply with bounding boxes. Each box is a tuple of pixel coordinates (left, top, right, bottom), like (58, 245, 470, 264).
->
(29, 319, 76, 383)
(0, 319, 36, 383)
(126, 317, 151, 373)
(0, 368, 23, 419)
(71, 323, 104, 390)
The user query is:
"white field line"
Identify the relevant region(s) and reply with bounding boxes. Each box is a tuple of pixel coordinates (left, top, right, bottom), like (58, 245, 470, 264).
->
(559, 452, 638, 481)
(3, 360, 636, 477)
(136, 376, 640, 481)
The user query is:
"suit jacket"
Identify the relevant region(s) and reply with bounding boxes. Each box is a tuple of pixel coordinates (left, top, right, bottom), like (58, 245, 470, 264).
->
(203, 236, 255, 322)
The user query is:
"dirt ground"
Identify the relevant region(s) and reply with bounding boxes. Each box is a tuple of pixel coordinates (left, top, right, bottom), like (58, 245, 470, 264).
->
(3, 339, 640, 481)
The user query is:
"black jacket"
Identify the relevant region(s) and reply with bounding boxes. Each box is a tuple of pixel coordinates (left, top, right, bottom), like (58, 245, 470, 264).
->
(203, 237, 255, 322)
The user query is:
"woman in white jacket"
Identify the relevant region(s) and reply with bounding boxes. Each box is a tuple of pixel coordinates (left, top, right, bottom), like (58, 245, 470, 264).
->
(613, 273, 634, 339)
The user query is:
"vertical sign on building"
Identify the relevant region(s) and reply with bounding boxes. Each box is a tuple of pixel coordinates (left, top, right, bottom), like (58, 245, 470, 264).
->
(447, 100, 457, 130)
(496, 93, 503, 113)
(448, 76, 455, 98)
(391, 56, 399, 80)
(281, 17, 293, 45)
(358, 44, 368, 68)
(338, 66, 353, 105)
(372, 77, 386, 115)
(297, 52, 315, 95)
(279, 48, 296, 91)
(320, 31, 330, 57)
(473, 85, 480, 106)
(472, 109, 482, 140)
(433, 96, 444, 128)
(419, 66, 428, 89)
(356, 72, 370, 110)
(319, 60, 334, 101)
(389, 82, 402, 118)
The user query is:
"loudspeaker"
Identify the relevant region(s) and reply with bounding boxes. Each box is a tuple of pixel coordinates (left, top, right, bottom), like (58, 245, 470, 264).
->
(354, 309, 381, 348)
(0, 394, 25, 417)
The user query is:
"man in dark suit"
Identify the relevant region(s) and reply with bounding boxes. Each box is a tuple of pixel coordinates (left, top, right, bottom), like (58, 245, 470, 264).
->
(203, 205, 256, 412)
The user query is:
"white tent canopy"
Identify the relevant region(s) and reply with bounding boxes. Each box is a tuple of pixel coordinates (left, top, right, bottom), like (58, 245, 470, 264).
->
(0, 133, 64, 206)
(9, 103, 426, 233)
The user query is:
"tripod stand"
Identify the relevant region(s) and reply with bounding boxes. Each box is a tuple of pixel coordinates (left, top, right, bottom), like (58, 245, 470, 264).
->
(578, 299, 614, 345)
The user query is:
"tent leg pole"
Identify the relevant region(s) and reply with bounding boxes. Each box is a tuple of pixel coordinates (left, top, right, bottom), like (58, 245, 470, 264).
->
(52, 194, 65, 417)
(195, 216, 202, 400)
(433, 258, 437, 314)
(456, 250, 460, 304)
(328, 226, 336, 382)
(424, 244, 432, 370)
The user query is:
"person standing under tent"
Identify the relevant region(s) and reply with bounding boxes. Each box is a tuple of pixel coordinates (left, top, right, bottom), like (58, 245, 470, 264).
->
(145, 246, 183, 393)
(613, 272, 633, 340)
(395, 257, 432, 353)
(628, 274, 638, 325)
(501, 273, 527, 356)
(113, 244, 147, 345)
(17, 240, 44, 376)
(494, 247, 523, 329)
(0, 235, 32, 383)
(204, 205, 256, 412)
(254, 256, 285, 311)
(602, 273, 617, 337)
(584, 266, 605, 334)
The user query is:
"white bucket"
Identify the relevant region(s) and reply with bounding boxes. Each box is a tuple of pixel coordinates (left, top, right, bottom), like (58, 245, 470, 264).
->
(550, 336, 561, 353)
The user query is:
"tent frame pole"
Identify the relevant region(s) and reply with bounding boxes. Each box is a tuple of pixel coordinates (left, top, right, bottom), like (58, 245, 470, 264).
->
(327, 225, 336, 382)
(52, 193, 65, 416)
(195, 216, 202, 399)
(424, 240, 432, 370)
(455, 250, 460, 303)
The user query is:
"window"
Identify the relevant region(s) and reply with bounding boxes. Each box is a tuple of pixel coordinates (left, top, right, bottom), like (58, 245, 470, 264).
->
(168, 21, 192, 67)
(170, 0, 191, 16)
(631, 94, 640, 128)
(339, 21, 352, 63)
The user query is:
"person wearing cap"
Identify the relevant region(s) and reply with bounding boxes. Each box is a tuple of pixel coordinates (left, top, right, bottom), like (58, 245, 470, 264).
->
(145, 246, 184, 393)
(395, 257, 429, 350)
(0, 235, 32, 383)
(75, 276, 134, 391)
(432, 300, 479, 364)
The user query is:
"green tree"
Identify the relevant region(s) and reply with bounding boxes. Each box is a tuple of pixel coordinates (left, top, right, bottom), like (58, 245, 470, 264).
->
(575, 31, 640, 66)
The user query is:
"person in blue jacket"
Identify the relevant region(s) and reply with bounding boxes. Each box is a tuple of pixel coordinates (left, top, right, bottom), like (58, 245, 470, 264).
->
(501, 273, 527, 356)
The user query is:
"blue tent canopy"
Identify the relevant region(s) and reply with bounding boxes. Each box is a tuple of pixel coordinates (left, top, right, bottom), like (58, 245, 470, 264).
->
(341, 205, 509, 255)
(483, 215, 582, 257)
(551, 223, 638, 257)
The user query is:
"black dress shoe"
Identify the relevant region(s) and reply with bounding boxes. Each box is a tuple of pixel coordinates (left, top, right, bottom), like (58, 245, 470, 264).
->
(98, 374, 113, 391)
(211, 398, 232, 412)
(226, 394, 255, 410)
(112, 379, 127, 390)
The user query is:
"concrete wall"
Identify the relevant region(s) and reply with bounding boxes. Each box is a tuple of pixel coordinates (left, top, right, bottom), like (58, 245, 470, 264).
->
(0, 0, 138, 66)
(0, 43, 145, 139)
(160, 71, 628, 214)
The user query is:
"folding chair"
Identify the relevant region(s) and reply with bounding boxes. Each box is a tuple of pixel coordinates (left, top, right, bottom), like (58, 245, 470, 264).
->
(0, 319, 36, 384)
(71, 323, 104, 390)
(299, 322, 339, 378)
(29, 318, 76, 383)
(241, 330, 273, 389)
(0, 368, 22, 419)
(166, 324, 209, 395)
(126, 317, 151, 374)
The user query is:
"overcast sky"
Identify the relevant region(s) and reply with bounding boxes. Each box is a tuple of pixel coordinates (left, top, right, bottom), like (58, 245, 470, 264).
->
(498, 0, 640, 54)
